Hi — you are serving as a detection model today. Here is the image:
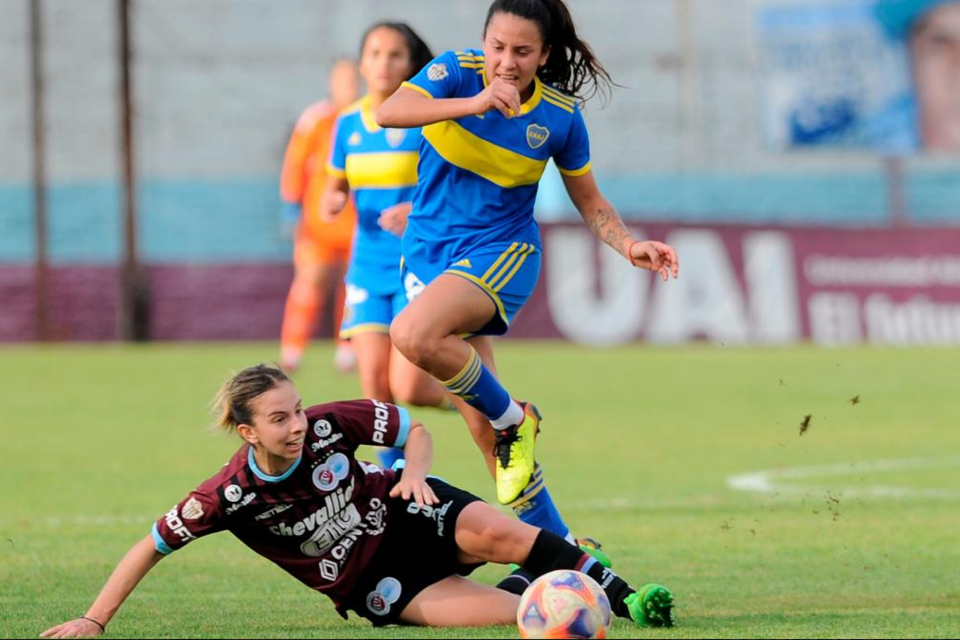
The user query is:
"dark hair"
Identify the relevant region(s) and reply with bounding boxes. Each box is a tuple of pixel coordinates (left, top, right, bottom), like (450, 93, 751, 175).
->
(213, 364, 291, 432)
(361, 22, 435, 81)
(484, 0, 614, 104)
(875, 0, 948, 40)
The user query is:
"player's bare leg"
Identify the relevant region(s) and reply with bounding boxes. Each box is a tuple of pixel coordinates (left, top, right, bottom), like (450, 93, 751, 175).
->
(351, 332, 399, 468)
(351, 332, 393, 402)
(388, 343, 450, 408)
(390, 274, 494, 377)
(281, 260, 333, 372)
(452, 501, 539, 566)
(391, 275, 535, 503)
(399, 575, 519, 626)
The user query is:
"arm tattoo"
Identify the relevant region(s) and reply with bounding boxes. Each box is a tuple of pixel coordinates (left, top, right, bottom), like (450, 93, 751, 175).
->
(585, 205, 632, 258)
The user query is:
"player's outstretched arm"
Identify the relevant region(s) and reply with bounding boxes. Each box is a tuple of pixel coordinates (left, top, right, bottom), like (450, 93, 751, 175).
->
(562, 170, 679, 282)
(40, 535, 165, 639)
(389, 422, 438, 508)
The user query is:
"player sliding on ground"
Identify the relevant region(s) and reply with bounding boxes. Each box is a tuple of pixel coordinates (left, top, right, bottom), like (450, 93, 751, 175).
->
(39, 364, 673, 637)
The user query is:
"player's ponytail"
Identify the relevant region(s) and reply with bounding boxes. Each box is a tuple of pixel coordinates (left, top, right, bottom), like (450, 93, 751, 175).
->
(212, 364, 291, 432)
(484, 0, 614, 104)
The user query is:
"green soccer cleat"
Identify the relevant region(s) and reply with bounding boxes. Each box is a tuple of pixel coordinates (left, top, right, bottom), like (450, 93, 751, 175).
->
(625, 583, 675, 628)
(494, 402, 541, 504)
(576, 537, 613, 568)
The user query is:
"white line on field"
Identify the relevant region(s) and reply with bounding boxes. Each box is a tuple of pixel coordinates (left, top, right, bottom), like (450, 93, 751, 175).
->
(727, 455, 960, 500)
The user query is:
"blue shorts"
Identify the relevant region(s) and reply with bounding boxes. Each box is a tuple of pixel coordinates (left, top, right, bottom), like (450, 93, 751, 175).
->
(339, 283, 407, 339)
(401, 240, 541, 336)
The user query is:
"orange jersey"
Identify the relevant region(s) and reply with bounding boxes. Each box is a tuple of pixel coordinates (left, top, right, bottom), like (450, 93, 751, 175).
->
(280, 101, 356, 251)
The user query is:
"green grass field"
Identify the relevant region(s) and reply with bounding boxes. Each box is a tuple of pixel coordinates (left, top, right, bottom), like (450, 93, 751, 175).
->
(2, 342, 958, 639)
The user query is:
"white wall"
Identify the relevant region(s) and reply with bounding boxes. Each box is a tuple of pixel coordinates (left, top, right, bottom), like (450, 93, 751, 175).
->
(1, 0, 956, 186)
(0, 0, 32, 182)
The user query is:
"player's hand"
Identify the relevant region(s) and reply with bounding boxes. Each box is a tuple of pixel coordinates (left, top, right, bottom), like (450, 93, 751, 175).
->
(378, 202, 412, 237)
(389, 474, 438, 508)
(40, 618, 104, 639)
(319, 190, 348, 222)
(628, 240, 679, 282)
(471, 78, 522, 119)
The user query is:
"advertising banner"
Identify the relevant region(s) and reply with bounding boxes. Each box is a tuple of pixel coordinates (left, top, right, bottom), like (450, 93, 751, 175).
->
(511, 223, 960, 345)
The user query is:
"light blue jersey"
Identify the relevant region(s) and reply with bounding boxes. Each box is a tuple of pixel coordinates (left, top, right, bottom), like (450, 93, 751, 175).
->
(327, 96, 421, 337)
(328, 96, 421, 297)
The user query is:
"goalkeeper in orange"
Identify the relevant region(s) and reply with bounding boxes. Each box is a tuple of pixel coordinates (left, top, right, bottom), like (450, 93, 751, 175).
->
(279, 59, 360, 373)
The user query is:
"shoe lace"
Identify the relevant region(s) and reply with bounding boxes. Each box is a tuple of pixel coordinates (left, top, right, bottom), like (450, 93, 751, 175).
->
(493, 427, 521, 469)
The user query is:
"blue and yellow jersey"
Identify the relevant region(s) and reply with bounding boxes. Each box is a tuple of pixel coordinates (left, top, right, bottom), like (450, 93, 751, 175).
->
(401, 49, 591, 258)
(327, 96, 421, 295)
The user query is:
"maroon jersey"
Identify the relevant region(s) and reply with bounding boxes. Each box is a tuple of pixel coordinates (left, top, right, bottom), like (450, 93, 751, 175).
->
(152, 400, 410, 607)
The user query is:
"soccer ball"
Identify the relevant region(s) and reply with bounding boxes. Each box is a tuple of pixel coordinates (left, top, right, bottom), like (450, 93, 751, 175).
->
(517, 570, 612, 639)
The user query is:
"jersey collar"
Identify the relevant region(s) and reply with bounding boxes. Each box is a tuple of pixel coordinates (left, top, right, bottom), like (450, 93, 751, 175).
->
(248, 447, 302, 483)
(360, 95, 381, 133)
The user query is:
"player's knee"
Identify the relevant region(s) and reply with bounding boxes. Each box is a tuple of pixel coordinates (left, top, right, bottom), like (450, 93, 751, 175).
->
(390, 318, 439, 368)
(388, 315, 414, 356)
(482, 521, 530, 563)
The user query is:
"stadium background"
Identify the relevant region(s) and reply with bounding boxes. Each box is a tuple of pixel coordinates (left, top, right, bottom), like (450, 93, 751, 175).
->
(3, 0, 959, 345)
(3, 2, 960, 638)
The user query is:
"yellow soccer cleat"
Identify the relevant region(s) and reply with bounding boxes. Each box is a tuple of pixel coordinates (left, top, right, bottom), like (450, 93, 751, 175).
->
(494, 402, 541, 504)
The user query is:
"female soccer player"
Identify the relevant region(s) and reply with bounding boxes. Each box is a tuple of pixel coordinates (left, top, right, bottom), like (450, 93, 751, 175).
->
(279, 59, 359, 374)
(39, 364, 673, 637)
(328, 20, 592, 549)
(321, 24, 449, 439)
(377, 0, 680, 514)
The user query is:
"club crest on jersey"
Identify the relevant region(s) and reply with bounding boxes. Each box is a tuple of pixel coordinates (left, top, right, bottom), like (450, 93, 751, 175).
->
(348, 131, 362, 146)
(182, 497, 204, 520)
(366, 577, 402, 616)
(526, 124, 549, 149)
(312, 452, 350, 491)
(427, 63, 448, 81)
(385, 128, 406, 148)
